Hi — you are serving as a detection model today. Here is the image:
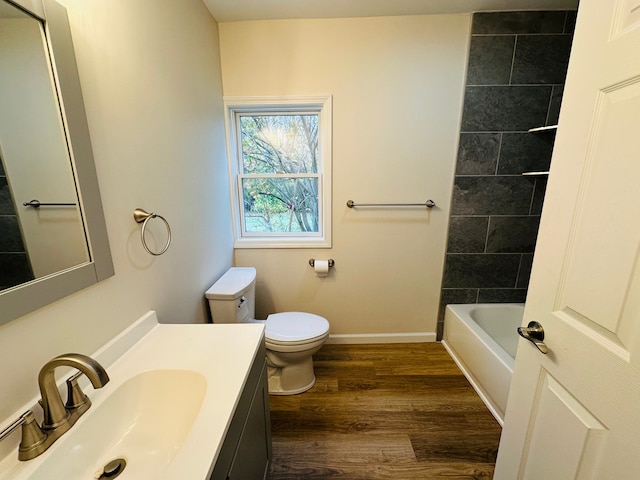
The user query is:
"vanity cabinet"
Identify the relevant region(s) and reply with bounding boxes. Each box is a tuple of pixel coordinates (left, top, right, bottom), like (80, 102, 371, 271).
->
(210, 341, 272, 480)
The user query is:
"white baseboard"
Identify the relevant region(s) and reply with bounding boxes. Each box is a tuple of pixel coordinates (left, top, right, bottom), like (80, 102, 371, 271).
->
(326, 332, 436, 344)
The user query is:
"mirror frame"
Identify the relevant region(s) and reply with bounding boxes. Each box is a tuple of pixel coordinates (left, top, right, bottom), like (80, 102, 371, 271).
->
(1, 0, 114, 325)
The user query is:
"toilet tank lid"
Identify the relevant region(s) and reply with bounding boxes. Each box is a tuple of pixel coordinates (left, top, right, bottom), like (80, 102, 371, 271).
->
(266, 312, 329, 342)
(205, 267, 256, 300)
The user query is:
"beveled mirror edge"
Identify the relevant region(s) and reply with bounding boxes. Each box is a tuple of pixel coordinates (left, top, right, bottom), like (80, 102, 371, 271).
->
(0, 0, 114, 326)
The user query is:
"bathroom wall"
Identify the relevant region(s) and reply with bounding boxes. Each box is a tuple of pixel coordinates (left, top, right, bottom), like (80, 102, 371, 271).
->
(219, 15, 470, 340)
(438, 11, 576, 336)
(0, 0, 233, 424)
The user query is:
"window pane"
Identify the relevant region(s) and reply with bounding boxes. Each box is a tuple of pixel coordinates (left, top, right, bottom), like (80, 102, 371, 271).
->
(239, 114, 318, 174)
(242, 177, 319, 233)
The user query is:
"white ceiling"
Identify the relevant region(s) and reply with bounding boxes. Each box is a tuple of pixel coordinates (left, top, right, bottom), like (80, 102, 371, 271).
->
(203, 0, 579, 23)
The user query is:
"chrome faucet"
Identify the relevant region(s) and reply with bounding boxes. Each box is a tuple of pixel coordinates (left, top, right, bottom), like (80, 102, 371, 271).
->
(0, 353, 109, 461)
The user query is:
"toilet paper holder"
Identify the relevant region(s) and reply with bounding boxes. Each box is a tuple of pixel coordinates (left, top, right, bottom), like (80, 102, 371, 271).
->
(309, 259, 334, 268)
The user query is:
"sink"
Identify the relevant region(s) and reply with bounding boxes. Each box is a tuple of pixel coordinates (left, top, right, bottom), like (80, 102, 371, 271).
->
(28, 369, 206, 479)
(0, 313, 265, 480)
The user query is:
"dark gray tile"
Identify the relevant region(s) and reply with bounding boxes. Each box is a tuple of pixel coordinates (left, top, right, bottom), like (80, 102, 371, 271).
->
(461, 86, 552, 132)
(0, 216, 26, 252)
(497, 132, 554, 174)
(451, 176, 535, 215)
(0, 177, 17, 215)
(478, 288, 527, 303)
(456, 133, 501, 175)
(472, 11, 568, 35)
(0, 253, 34, 287)
(516, 253, 535, 289)
(530, 177, 548, 215)
(437, 320, 444, 341)
(440, 288, 479, 307)
(564, 11, 577, 34)
(486, 216, 540, 253)
(511, 35, 573, 85)
(467, 35, 515, 85)
(438, 288, 479, 337)
(436, 322, 444, 341)
(447, 216, 489, 253)
(443, 253, 521, 288)
(547, 85, 564, 125)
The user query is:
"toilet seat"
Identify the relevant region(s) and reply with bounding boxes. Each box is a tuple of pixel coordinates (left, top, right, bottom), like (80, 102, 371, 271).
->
(265, 312, 329, 344)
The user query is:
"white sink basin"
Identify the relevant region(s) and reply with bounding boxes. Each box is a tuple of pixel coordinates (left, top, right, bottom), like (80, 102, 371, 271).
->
(0, 312, 265, 480)
(28, 369, 206, 479)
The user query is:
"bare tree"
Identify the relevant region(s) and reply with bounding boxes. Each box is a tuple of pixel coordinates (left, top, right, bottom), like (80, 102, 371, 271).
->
(240, 115, 319, 232)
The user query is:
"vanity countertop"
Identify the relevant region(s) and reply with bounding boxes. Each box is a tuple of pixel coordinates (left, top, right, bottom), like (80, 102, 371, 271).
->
(0, 312, 265, 480)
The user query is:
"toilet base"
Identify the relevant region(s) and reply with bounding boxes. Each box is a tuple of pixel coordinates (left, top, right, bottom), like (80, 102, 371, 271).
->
(268, 370, 316, 395)
(266, 354, 317, 395)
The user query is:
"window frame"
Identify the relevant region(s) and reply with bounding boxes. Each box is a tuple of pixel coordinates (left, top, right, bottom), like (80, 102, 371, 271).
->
(224, 95, 332, 248)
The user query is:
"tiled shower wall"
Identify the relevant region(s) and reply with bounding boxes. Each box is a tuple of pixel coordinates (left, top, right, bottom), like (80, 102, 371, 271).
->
(0, 160, 33, 289)
(438, 11, 576, 337)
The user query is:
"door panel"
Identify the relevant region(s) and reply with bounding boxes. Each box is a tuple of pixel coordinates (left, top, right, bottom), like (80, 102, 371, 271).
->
(494, 0, 640, 477)
(520, 372, 606, 479)
(560, 81, 640, 339)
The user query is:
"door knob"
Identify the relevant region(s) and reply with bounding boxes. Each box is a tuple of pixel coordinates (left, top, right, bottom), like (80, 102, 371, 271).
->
(517, 321, 549, 354)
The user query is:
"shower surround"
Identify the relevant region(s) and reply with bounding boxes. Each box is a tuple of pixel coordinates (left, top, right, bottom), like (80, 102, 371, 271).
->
(438, 11, 576, 337)
(0, 163, 33, 289)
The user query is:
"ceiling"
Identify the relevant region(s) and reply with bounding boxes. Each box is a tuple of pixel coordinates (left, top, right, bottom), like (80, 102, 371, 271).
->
(203, 0, 579, 23)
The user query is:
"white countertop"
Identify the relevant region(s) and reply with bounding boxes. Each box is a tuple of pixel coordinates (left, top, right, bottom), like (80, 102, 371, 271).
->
(0, 312, 265, 479)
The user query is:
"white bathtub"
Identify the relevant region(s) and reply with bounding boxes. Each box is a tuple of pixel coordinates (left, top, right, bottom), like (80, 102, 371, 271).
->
(442, 303, 524, 426)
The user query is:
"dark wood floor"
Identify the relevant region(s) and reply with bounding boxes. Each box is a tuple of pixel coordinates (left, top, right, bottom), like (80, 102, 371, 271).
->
(267, 343, 501, 479)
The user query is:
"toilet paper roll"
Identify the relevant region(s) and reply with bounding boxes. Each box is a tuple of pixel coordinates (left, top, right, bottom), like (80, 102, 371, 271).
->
(314, 260, 330, 277)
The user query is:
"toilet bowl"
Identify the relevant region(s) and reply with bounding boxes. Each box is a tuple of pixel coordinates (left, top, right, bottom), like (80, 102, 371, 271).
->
(264, 312, 329, 394)
(205, 267, 330, 395)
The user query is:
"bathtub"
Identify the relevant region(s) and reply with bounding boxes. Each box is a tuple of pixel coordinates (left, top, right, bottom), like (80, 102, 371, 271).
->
(441, 303, 524, 426)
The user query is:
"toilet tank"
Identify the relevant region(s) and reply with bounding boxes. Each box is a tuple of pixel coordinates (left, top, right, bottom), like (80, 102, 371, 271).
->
(205, 267, 256, 324)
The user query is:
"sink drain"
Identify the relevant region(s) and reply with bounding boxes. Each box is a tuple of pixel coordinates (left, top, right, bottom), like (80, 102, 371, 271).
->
(97, 458, 127, 479)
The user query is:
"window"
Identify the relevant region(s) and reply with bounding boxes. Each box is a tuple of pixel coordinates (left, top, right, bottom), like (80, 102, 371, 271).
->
(224, 96, 332, 248)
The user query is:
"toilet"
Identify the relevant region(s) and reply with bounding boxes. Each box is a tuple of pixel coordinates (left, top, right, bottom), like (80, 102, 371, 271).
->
(205, 267, 330, 395)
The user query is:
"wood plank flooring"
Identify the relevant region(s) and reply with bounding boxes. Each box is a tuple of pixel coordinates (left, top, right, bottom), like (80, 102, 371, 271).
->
(267, 343, 501, 479)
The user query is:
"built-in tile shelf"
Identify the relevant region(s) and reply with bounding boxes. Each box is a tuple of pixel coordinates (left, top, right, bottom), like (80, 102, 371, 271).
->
(527, 125, 558, 133)
(522, 171, 549, 177)
(524, 125, 556, 175)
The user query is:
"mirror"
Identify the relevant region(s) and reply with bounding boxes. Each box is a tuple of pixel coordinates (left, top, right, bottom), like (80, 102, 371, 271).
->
(0, 0, 88, 289)
(0, 0, 113, 325)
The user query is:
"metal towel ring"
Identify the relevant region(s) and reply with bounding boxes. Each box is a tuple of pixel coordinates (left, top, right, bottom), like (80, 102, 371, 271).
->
(133, 208, 171, 256)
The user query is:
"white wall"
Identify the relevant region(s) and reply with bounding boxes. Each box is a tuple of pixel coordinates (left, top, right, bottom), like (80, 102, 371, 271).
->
(219, 16, 470, 340)
(0, 0, 232, 423)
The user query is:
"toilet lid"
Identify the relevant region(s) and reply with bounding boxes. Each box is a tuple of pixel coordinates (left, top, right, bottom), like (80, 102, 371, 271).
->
(265, 312, 329, 343)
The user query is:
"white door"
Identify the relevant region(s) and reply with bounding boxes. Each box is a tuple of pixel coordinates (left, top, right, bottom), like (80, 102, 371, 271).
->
(494, 0, 640, 478)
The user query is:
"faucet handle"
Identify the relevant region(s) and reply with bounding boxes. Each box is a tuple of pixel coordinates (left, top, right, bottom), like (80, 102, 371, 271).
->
(0, 411, 35, 443)
(18, 411, 47, 459)
(0, 411, 48, 461)
(65, 371, 91, 411)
